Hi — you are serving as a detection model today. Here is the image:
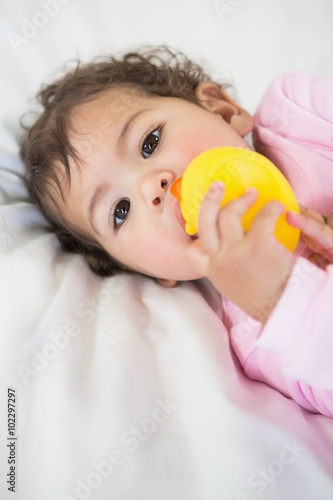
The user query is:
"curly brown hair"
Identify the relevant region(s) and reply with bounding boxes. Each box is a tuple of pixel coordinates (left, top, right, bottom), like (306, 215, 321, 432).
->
(20, 46, 228, 276)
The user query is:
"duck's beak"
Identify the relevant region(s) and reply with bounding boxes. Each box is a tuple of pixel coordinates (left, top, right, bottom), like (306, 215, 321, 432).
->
(170, 178, 182, 201)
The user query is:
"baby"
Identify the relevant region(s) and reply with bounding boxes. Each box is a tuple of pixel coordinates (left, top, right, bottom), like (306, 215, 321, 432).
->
(20, 46, 333, 416)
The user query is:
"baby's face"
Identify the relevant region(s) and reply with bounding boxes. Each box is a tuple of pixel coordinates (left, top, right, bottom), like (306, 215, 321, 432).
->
(60, 87, 250, 281)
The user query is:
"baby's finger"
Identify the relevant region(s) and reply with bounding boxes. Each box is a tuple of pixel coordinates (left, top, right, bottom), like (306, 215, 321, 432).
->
(298, 205, 324, 223)
(287, 210, 333, 260)
(287, 210, 318, 231)
(249, 201, 286, 241)
(216, 188, 258, 246)
(297, 205, 333, 230)
(324, 213, 333, 230)
(307, 252, 329, 270)
(197, 181, 225, 254)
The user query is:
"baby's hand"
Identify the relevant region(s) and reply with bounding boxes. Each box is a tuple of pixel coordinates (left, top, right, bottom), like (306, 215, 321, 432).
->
(287, 206, 333, 269)
(187, 182, 295, 323)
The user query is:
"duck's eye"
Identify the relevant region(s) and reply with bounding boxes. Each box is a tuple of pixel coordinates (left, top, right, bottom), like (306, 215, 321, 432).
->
(142, 129, 160, 159)
(113, 198, 130, 229)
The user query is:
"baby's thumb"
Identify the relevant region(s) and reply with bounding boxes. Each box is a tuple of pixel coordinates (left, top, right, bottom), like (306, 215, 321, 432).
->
(186, 242, 209, 277)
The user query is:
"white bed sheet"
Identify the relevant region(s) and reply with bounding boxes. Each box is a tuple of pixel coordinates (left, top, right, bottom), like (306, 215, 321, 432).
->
(1, 1, 333, 499)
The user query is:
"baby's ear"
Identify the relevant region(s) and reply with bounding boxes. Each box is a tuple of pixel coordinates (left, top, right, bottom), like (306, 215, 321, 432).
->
(195, 82, 253, 137)
(156, 278, 178, 288)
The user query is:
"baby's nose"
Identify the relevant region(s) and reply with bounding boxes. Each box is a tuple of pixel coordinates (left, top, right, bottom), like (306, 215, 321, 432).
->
(142, 172, 173, 207)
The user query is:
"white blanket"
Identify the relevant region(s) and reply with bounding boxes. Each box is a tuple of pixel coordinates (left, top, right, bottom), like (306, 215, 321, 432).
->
(1, 1, 333, 499)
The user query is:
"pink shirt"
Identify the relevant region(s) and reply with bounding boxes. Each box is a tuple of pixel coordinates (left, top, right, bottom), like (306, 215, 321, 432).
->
(224, 72, 333, 417)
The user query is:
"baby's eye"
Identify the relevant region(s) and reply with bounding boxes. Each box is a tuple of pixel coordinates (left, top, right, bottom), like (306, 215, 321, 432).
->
(112, 198, 130, 229)
(141, 128, 160, 159)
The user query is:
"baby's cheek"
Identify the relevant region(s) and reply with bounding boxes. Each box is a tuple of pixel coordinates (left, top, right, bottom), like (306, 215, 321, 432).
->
(136, 234, 169, 261)
(135, 233, 179, 266)
(174, 130, 237, 167)
(181, 135, 213, 160)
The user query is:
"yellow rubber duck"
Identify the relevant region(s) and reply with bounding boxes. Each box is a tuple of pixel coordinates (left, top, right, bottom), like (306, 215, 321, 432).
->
(170, 147, 300, 252)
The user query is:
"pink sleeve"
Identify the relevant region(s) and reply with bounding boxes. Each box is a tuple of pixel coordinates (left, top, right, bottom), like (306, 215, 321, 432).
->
(226, 257, 333, 416)
(224, 73, 333, 416)
(253, 72, 333, 214)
